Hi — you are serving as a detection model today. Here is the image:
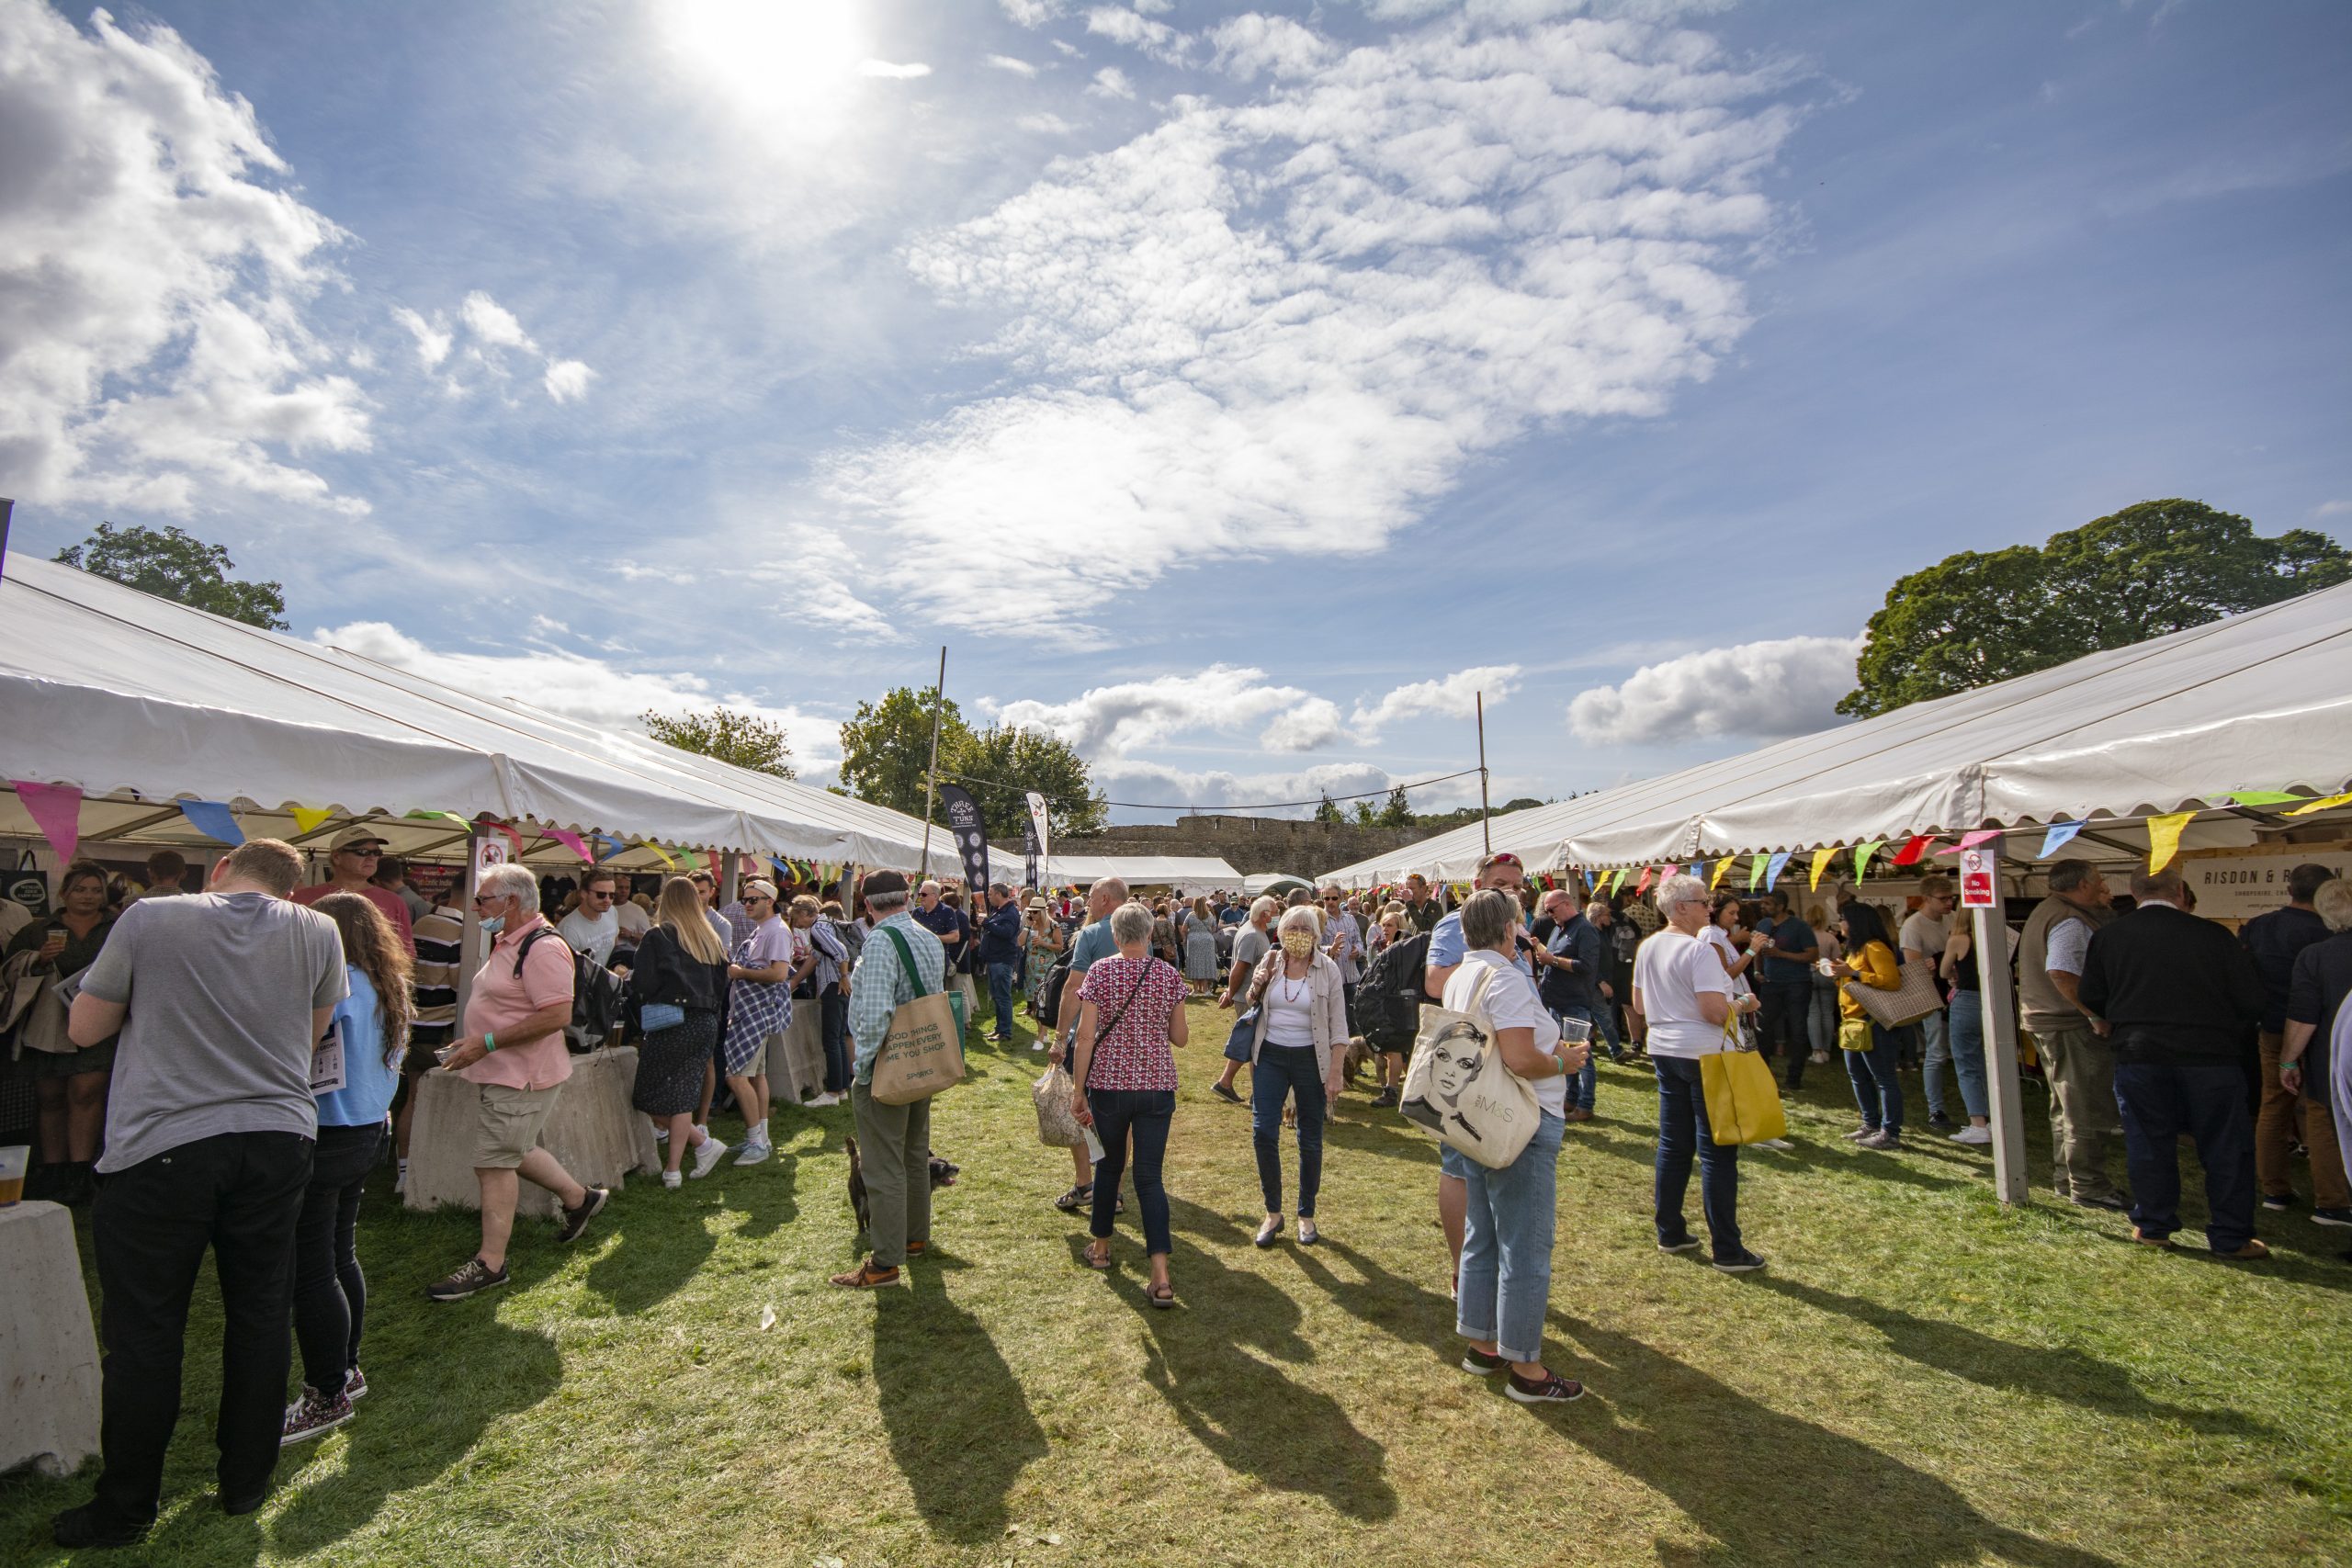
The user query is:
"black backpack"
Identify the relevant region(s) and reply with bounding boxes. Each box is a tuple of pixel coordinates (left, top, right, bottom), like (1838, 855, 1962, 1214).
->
(515, 927, 622, 1042)
(1355, 931, 1430, 1052)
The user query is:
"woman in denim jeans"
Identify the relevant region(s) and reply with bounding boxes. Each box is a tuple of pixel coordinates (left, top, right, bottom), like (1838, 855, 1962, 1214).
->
(1069, 902, 1191, 1307)
(1241, 906, 1349, 1248)
(1829, 900, 1907, 1149)
(1937, 921, 1997, 1145)
(1442, 890, 1590, 1403)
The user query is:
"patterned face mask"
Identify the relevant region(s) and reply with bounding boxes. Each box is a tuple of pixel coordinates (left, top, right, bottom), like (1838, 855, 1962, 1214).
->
(1281, 930, 1317, 959)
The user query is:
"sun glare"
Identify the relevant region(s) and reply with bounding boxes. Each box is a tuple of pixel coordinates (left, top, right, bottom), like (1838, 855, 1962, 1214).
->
(661, 0, 871, 138)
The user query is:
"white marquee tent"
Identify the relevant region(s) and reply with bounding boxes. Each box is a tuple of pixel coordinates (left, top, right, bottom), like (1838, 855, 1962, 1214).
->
(1322, 581, 2352, 886)
(994, 852, 1243, 893)
(0, 556, 963, 875)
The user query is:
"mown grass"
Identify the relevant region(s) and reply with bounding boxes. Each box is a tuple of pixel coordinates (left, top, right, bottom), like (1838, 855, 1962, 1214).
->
(5, 998, 2349, 1567)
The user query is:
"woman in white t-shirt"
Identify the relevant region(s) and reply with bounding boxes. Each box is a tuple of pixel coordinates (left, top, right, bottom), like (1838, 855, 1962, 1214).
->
(1633, 874, 1766, 1274)
(1241, 906, 1349, 1247)
(1439, 889, 1589, 1404)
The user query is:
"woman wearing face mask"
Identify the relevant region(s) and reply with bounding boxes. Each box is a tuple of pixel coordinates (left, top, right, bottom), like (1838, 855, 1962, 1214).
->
(1239, 906, 1350, 1247)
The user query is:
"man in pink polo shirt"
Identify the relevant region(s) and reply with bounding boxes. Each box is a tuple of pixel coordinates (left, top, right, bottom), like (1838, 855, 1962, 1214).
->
(425, 863, 606, 1302)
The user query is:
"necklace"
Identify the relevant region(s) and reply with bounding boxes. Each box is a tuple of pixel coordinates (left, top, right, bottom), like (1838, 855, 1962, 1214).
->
(1281, 972, 1307, 1003)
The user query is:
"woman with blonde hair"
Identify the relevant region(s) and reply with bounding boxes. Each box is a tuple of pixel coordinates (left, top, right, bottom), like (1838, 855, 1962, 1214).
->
(1183, 896, 1221, 996)
(1240, 905, 1350, 1247)
(631, 877, 731, 1185)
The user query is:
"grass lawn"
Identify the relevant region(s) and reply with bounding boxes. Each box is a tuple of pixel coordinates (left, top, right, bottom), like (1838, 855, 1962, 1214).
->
(6, 998, 2349, 1567)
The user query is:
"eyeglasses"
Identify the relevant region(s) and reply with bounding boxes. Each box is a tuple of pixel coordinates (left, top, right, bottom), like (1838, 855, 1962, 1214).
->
(470, 894, 505, 908)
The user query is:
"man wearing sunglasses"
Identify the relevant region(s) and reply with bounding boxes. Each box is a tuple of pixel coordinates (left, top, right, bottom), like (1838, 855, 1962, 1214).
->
(291, 824, 415, 955)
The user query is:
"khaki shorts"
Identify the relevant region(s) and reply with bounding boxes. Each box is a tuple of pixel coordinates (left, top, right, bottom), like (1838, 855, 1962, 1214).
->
(471, 1080, 563, 1169)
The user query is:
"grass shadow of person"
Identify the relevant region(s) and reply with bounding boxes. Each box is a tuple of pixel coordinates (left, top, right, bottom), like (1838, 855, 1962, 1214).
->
(1317, 1110, 1445, 1167)
(722, 1122, 809, 1244)
(1547, 1310, 2121, 1568)
(580, 1189, 720, 1316)
(871, 1255, 1048, 1546)
(1289, 1235, 1461, 1362)
(1750, 1274, 2271, 1436)
(267, 1318, 564, 1556)
(1104, 1211, 1397, 1523)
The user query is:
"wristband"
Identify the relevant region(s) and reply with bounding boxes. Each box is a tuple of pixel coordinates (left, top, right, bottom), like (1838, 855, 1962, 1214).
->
(484, 1032, 498, 1053)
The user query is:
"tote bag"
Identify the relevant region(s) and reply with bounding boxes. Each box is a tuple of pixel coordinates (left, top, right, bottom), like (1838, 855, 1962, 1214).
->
(1841, 953, 1943, 1030)
(1031, 1064, 1087, 1148)
(1399, 964, 1541, 1170)
(1700, 1011, 1786, 1145)
(869, 927, 969, 1106)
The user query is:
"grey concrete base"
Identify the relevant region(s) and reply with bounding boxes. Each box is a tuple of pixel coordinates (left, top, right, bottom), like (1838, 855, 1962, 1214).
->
(765, 1009, 826, 1106)
(0, 1201, 100, 1478)
(404, 1048, 660, 1218)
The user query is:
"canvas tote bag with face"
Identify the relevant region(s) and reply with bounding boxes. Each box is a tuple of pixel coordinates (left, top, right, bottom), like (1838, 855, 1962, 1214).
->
(1398, 962, 1540, 1170)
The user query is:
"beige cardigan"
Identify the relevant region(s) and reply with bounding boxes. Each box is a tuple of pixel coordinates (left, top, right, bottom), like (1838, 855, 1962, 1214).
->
(1246, 948, 1350, 1091)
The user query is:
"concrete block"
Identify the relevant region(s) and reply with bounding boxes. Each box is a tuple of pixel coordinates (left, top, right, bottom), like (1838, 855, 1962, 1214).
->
(0, 1201, 100, 1478)
(404, 1048, 660, 1218)
(765, 1009, 826, 1104)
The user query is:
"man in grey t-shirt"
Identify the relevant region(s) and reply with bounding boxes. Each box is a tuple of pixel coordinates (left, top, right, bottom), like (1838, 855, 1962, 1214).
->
(51, 840, 345, 1551)
(1213, 897, 1279, 1103)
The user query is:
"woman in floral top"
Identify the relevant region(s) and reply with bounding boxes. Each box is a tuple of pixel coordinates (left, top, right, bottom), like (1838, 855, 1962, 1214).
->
(1070, 901, 1191, 1305)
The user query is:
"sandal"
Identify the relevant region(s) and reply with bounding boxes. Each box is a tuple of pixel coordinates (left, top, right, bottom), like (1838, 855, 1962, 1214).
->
(1147, 1280, 1176, 1309)
(1083, 1243, 1113, 1270)
(1054, 1183, 1093, 1213)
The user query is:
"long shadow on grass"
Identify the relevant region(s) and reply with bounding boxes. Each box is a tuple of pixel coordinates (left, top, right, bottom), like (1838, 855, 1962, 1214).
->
(582, 1189, 718, 1315)
(1113, 1201, 1397, 1521)
(268, 1320, 563, 1556)
(871, 1257, 1047, 1545)
(1548, 1312, 2119, 1568)
(1750, 1275, 2270, 1435)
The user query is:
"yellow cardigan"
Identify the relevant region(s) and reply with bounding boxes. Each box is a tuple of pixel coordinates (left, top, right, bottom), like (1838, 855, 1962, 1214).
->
(1837, 940, 1902, 1021)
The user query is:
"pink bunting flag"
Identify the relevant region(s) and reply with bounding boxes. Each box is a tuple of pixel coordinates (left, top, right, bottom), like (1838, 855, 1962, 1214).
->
(475, 817, 526, 859)
(14, 781, 84, 863)
(1953, 829, 2000, 851)
(542, 828, 592, 862)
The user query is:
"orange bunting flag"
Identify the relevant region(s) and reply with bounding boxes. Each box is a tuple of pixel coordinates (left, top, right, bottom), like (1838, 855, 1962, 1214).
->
(1633, 865, 1655, 896)
(2146, 810, 2196, 871)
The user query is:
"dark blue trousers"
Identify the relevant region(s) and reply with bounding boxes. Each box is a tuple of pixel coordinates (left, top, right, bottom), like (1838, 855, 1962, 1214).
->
(2114, 1061, 2256, 1252)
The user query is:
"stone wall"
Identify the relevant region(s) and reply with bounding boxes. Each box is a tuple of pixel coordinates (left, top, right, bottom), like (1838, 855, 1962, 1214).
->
(1068, 815, 1424, 876)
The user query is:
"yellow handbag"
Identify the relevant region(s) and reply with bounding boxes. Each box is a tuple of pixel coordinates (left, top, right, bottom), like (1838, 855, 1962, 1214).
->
(1700, 1009, 1786, 1146)
(1838, 1018, 1874, 1053)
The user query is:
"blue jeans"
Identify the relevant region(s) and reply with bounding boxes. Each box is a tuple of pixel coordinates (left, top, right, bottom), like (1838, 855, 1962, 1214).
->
(2114, 1061, 2256, 1252)
(1845, 1021, 1905, 1133)
(1251, 1045, 1326, 1216)
(1808, 982, 1840, 1057)
(1943, 995, 1990, 1120)
(1456, 1110, 1565, 1364)
(1654, 1057, 1743, 1258)
(1551, 1006, 1600, 1111)
(1087, 1088, 1174, 1255)
(987, 962, 1018, 1037)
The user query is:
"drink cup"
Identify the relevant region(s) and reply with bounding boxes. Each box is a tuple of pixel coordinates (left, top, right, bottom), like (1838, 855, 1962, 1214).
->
(1556, 1016, 1594, 1045)
(0, 1144, 28, 1207)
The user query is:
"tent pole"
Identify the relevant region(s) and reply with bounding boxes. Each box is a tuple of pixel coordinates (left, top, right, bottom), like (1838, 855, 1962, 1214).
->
(1476, 690, 1491, 854)
(920, 645, 946, 874)
(455, 825, 481, 1030)
(1974, 887, 2029, 1206)
(720, 852, 739, 908)
(0, 496, 13, 583)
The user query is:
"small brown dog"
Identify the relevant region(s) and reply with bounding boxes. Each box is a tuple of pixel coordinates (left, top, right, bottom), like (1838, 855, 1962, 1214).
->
(844, 1136, 960, 1237)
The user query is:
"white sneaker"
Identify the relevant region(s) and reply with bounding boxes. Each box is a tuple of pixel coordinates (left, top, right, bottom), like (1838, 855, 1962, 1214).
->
(690, 1133, 728, 1179)
(652, 1125, 669, 1144)
(735, 1138, 772, 1167)
(1754, 1137, 1795, 1151)
(1032, 1041, 1046, 1052)
(807, 1091, 842, 1107)
(1950, 1124, 1994, 1145)
(662, 1169, 683, 1190)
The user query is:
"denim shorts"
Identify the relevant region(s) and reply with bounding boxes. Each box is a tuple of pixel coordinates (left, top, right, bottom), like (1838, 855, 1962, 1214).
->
(1440, 1143, 1471, 1180)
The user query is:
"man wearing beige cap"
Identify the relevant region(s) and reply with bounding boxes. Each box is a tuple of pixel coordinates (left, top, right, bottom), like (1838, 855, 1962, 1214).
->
(291, 824, 415, 954)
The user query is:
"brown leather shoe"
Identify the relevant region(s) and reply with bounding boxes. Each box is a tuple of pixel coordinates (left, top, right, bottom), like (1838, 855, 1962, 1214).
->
(904, 1239, 928, 1258)
(2130, 1227, 2175, 1248)
(829, 1259, 900, 1289)
(2218, 1239, 2271, 1261)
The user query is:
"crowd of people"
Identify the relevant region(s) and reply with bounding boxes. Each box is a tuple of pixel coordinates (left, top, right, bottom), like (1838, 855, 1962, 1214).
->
(11, 829, 2352, 1544)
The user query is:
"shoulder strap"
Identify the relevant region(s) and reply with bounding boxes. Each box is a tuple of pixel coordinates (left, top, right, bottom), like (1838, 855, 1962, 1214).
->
(879, 924, 933, 998)
(514, 924, 571, 976)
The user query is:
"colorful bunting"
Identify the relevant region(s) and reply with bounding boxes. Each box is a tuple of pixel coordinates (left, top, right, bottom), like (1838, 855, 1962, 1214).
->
(2146, 810, 2196, 871)
(288, 806, 336, 836)
(1765, 851, 1792, 889)
(176, 800, 244, 845)
(1954, 829, 2000, 851)
(543, 828, 592, 862)
(403, 808, 470, 829)
(2036, 820, 2086, 859)
(1892, 834, 1934, 866)
(12, 781, 83, 863)
(1851, 840, 1886, 880)
(1633, 865, 1655, 897)
(644, 843, 679, 869)
(1610, 866, 1630, 894)
(2225, 791, 2302, 807)
(475, 817, 526, 859)
(2286, 792, 2352, 818)
(1809, 846, 1836, 890)
(1710, 857, 1732, 889)
(707, 851, 724, 882)
(590, 832, 622, 861)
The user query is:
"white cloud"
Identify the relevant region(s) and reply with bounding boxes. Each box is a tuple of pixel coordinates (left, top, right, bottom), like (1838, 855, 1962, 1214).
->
(1208, 15, 1336, 80)
(1132, 0, 1173, 14)
(459, 290, 536, 351)
(823, 11, 1801, 629)
(1093, 758, 1479, 820)
(1017, 112, 1077, 134)
(858, 59, 933, 79)
(985, 52, 1041, 76)
(392, 307, 453, 368)
(1566, 635, 1861, 746)
(1085, 5, 1193, 64)
(0, 4, 370, 515)
(2313, 499, 2352, 519)
(999, 0, 1069, 25)
(1352, 664, 1522, 740)
(543, 358, 597, 402)
(987, 665, 1339, 757)
(315, 619, 843, 763)
(1085, 64, 1136, 98)
(1261, 697, 1347, 752)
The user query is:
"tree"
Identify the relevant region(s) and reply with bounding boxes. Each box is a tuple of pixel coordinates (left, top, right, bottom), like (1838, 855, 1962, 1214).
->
(56, 522, 288, 629)
(836, 686, 1105, 841)
(1378, 784, 1413, 827)
(1351, 799, 1377, 825)
(641, 706, 796, 779)
(1839, 500, 2352, 717)
(1314, 791, 1343, 825)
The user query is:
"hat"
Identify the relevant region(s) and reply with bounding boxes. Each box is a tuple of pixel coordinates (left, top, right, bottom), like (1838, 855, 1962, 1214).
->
(861, 869, 911, 905)
(1027, 897, 1047, 911)
(328, 824, 387, 852)
(741, 878, 779, 901)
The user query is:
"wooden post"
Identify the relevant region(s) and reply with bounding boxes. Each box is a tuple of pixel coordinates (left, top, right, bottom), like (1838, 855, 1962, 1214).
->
(1973, 889, 2030, 1206)
(921, 646, 946, 875)
(1476, 690, 1491, 854)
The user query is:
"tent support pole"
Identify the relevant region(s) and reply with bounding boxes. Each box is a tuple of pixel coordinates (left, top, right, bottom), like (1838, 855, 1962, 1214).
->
(1974, 889, 2030, 1206)
(921, 645, 946, 874)
(455, 826, 481, 1030)
(1476, 690, 1491, 854)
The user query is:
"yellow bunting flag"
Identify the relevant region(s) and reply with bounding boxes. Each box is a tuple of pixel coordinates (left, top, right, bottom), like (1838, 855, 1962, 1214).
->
(289, 806, 336, 836)
(1809, 846, 1837, 890)
(2146, 810, 2196, 871)
(1710, 857, 1732, 889)
(2286, 791, 2352, 818)
(644, 842, 679, 869)
(1850, 839, 1885, 880)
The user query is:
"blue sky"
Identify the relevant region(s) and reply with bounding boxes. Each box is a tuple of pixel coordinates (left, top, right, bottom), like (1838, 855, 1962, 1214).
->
(5, 0, 2346, 819)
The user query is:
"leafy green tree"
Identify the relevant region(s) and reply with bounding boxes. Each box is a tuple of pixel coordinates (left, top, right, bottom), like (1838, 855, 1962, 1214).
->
(1314, 791, 1342, 825)
(56, 522, 288, 629)
(641, 706, 796, 778)
(1378, 784, 1413, 827)
(1840, 500, 2351, 717)
(837, 686, 1104, 840)
(838, 688, 969, 818)
(1351, 798, 1377, 825)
